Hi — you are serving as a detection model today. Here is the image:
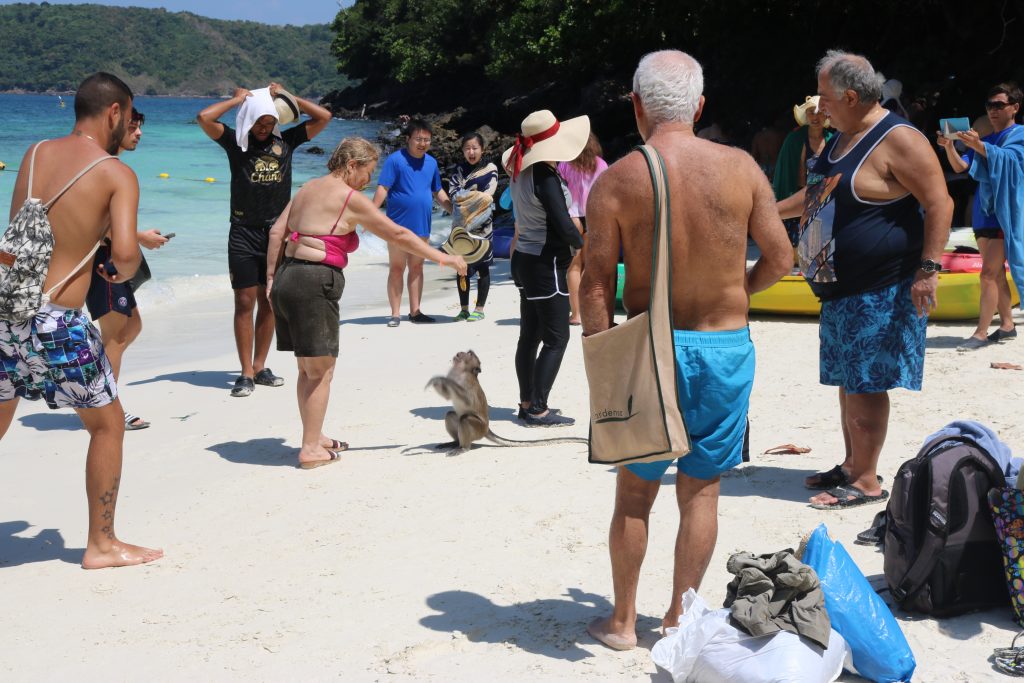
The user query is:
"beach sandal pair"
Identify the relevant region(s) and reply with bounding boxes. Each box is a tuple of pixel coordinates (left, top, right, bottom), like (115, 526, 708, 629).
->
(994, 631, 1024, 676)
(124, 412, 150, 431)
(805, 464, 883, 490)
(809, 484, 890, 510)
(454, 310, 485, 322)
(298, 439, 349, 470)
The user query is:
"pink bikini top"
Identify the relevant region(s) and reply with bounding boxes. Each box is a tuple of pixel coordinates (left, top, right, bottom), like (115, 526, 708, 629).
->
(289, 188, 360, 269)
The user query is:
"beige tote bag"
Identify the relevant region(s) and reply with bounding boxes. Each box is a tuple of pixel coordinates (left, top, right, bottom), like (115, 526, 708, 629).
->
(582, 145, 691, 465)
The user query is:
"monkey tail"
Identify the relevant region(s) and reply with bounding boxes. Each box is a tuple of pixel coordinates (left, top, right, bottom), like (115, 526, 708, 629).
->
(485, 430, 589, 447)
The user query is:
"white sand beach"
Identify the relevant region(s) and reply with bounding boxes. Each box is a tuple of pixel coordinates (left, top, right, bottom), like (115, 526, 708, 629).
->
(1, 259, 1022, 681)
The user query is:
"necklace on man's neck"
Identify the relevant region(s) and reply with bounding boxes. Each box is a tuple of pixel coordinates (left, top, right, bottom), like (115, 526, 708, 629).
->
(74, 130, 99, 143)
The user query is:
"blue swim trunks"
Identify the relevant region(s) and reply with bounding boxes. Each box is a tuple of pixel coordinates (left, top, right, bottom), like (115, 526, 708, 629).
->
(819, 276, 926, 394)
(625, 328, 755, 482)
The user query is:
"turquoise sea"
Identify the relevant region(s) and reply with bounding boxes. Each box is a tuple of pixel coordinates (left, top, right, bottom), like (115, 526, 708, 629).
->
(0, 93, 440, 308)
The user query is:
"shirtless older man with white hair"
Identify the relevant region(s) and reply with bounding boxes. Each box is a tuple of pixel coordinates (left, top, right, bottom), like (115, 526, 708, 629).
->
(581, 50, 792, 649)
(0, 72, 163, 569)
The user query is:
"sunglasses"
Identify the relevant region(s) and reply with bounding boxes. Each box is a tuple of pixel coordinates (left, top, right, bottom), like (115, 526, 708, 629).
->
(985, 100, 1016, 111)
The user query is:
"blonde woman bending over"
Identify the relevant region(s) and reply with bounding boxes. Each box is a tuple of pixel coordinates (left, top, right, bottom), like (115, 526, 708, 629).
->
(267, 137, 467, 468)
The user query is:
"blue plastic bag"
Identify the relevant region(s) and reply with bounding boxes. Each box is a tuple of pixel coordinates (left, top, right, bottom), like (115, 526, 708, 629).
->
(802, 524, 916, 682)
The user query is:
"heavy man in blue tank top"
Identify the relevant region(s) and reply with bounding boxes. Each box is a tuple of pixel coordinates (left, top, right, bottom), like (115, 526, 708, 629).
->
(778, 51, 953, 510)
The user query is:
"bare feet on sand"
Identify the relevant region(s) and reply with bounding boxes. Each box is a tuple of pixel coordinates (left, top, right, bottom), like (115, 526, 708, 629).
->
(587, 616, 637, 651)
(81, 540, 163, 569)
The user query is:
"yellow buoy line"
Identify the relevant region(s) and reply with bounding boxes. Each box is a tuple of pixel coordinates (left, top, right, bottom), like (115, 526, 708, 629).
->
(158, 173, 217, 183)
(0, 165, 215, 184)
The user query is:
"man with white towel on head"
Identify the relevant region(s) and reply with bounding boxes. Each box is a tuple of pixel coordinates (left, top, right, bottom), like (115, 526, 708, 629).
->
(197, 83, 332, 397)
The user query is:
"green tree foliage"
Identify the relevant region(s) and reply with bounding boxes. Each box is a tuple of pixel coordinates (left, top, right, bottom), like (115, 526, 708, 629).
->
(0, 3, 350, 95)
(332, 0, 497, 82)
(332, 0, 1024, 124)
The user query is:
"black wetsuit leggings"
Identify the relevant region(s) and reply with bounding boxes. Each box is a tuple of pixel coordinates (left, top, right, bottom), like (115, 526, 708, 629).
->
(457, 263, 490, 308)
(515, 292, 571, 413)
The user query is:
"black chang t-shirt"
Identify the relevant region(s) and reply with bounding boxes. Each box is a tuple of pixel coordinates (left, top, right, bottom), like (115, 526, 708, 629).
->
(216, 123, 309, 228)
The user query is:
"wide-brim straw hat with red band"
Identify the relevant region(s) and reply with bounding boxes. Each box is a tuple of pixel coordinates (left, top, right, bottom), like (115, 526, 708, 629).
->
(501, 110, 590, 180)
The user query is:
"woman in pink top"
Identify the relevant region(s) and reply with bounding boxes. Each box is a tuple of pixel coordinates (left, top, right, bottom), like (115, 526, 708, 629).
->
(266, 137, 467, 468)
(557, 133, 607, 325)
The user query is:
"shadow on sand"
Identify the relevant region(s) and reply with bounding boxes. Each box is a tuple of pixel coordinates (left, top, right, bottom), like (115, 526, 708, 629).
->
(18, 413, 82, 432)
(421, 587, 665, 662)
(206, 437, 293, 467)
(409, 405, 519, 423)
(926, 335, 969, 350)
(128, 370, 237, 389)
(0, 521, 82, 568)
(717, 465, 820, 504)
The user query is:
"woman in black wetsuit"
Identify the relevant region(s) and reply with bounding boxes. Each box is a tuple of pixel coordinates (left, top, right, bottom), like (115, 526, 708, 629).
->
(503, 110, 589, 427)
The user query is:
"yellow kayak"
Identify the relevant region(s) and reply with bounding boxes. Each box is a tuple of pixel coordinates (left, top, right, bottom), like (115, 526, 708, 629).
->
(748, 272, 1019, 321)
(614, 264, 1018, 321)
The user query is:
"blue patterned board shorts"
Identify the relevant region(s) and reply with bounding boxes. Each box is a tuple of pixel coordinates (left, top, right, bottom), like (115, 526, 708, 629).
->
(0, 304, 117, 409)
(626, 328, 755, 482)
(819, 277, 927, 394)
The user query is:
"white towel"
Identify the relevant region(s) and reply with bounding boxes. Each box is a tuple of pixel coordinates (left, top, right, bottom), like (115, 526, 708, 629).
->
(235, 87, 281, 152)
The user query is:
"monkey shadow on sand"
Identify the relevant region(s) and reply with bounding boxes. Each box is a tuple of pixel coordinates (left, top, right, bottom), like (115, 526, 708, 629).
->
(420, 587, 668, 662)
(409, 405, 518, 423)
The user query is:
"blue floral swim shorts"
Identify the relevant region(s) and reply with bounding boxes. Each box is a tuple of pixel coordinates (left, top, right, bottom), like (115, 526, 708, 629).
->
(0, 304, 117, 409)
(819, 277, 927, 394)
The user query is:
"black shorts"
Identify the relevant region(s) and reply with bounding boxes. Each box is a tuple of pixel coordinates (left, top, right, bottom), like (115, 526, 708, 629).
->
(229, 223, 271, 289)
(85, 245, 137, 319)
(270, 258, 345, 357)
(511, 250, 570, 300)
(974, 227, 1004, 240)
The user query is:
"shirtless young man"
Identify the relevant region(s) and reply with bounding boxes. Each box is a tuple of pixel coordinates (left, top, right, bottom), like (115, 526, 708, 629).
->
(85, 108, 171, 431)
(581, 51, 792, 649)
(0, 72, 162, 568)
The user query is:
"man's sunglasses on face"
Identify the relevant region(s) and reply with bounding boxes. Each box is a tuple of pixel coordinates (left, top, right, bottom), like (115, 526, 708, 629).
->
(985, 100, 1015, 111)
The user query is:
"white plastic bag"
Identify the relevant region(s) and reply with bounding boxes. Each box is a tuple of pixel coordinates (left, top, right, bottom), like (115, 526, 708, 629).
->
(651, 589, 849, 683)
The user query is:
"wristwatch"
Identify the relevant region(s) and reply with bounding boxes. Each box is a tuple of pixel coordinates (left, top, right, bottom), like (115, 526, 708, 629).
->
(920, 258, 942, 274)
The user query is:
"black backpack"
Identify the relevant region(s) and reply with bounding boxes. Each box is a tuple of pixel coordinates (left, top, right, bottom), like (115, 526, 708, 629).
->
(883, 434, 1008, 616)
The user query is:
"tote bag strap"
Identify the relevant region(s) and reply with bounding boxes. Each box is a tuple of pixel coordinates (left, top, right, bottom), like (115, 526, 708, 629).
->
(635, 145, 674, 332)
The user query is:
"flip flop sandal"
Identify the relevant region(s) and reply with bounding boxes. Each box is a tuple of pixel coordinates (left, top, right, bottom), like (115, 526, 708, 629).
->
(327, 439, 349, 453)
(809, 485, 890, 510)
(854, 510, 888, 546)
(124, 413, 150, 431)
(298, 451, 342, 470)
(993, 630, 1024, 659)
(805, 464, 884, 490)
(764, 443, 812, 455)
(995, 653, 1024, 676)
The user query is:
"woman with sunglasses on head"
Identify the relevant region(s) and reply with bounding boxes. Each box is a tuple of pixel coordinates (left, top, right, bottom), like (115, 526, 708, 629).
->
(938, 82, 1022, 350)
